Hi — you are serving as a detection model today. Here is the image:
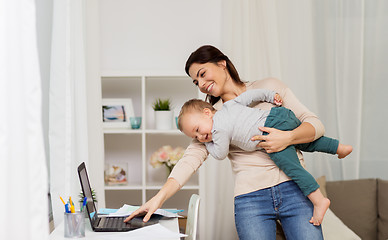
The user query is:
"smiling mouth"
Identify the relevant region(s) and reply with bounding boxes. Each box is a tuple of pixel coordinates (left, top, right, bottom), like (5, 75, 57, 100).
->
(206, 83, 214, 93)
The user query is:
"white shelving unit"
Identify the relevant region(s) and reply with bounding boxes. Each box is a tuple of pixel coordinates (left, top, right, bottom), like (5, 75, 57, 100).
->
(101, 74, 201, 212)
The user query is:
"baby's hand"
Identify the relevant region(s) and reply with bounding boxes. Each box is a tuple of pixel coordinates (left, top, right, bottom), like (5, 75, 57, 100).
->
(274, 93, 283, 106)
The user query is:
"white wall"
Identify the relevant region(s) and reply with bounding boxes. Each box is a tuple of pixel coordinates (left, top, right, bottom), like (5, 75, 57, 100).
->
(99, 0, 222, 75)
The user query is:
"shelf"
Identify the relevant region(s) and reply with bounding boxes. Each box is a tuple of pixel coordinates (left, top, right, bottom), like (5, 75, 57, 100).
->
(104, 185, 199, 191)
(103, 129, 142, 134)
(105, 185, 143, 190)
(145, 129, 182, 134)
(103, 129, 183, 135)
(101, 75, 200, 208)
(145, 185, 200, 190)
(101, 72, 186, 78)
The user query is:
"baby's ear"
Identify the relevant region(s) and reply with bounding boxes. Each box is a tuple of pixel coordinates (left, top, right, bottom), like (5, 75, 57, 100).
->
(203, 108, 212, 116)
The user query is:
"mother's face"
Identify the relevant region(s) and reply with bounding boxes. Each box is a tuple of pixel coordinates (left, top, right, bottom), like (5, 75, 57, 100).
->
(188, 61, 227, 97)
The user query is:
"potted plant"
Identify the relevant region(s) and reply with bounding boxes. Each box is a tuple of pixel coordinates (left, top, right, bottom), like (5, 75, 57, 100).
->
(79, 188, 98, 217)
(152, 98, 171, 111)
(152, 98, 173, 130)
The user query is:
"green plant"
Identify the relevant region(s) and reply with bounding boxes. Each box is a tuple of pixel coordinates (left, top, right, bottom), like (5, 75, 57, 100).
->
(152, 98, 171, 111)
(78, 188, 98, 203)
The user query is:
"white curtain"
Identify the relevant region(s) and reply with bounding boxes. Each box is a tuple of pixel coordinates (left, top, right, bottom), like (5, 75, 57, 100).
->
(222, 0, 365, 181)
(358, 0, 388, 179)
(202, 0, 388, 239)
(199, 157, 237, 240)
(300, 1, 364, 181)
(49, 0, 90, 227)
(0, 0, 49, 239)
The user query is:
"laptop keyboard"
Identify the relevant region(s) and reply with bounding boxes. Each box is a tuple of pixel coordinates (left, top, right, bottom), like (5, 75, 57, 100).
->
(106, 217, 127, 228)
(99, 217, 128, 229)
(95, 215, 162, 231)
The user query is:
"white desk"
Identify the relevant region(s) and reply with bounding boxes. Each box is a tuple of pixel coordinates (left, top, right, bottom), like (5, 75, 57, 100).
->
(49, 217, 180, 240)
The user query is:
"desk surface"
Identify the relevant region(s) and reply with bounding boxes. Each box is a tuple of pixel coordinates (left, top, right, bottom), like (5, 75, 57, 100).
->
(49, 217, 180, 240)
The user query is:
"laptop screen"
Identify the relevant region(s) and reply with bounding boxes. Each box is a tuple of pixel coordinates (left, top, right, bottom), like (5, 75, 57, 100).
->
(78, 162, 98, 225)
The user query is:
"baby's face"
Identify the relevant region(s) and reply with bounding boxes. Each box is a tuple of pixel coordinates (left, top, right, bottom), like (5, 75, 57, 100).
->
(181, 110, 214, 143)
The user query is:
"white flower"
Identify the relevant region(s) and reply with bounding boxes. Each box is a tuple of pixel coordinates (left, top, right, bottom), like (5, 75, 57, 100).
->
(150, 145, 185, 170)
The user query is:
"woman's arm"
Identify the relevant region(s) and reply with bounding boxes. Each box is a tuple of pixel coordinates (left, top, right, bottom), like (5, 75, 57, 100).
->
(124, 139, 208, 222)
(124, 178, 180, 222)
(251, 122, 316, 153)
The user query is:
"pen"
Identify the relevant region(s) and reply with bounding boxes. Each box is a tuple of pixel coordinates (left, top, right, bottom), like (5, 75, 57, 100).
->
(65, 203, 70, 213)
(81, 197, 87, 212)
(60, 196, 66, 205)
(164, 209, 184, 213)
(68, 196, 75, 213)
(69, 196, 74, 207)
(70, 204, 75, 213)
(61, 196, 70, 213)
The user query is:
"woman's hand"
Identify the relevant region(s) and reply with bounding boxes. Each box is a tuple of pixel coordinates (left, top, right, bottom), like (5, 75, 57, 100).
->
(124, 178, 181, 223)
(251, 127, 292, 153)
(124, 195, 163, 223)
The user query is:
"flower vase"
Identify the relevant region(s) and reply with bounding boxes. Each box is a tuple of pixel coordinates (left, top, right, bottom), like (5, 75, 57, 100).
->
(166, 164, 174, 177)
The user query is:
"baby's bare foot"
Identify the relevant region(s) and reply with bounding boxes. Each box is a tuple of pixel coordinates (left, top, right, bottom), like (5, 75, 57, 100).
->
(337, 144, 353, 159)
(309, 197, 330, 226)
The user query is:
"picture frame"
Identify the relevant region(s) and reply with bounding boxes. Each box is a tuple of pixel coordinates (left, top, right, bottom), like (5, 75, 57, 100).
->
(102, 98, 134, 128)
(104, 162, 128, 186)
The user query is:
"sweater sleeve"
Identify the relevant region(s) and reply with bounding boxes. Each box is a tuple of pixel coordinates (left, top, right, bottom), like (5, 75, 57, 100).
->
(205, 130, 230, 160)
(234, 89, 276, 106)
(168, 139, 209, 187)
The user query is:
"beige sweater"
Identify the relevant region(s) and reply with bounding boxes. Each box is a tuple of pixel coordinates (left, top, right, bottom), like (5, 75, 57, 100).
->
(169, 78, 325, 197)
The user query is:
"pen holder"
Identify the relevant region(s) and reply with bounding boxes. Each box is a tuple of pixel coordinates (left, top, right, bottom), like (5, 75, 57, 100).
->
(64, 211, 85, 238)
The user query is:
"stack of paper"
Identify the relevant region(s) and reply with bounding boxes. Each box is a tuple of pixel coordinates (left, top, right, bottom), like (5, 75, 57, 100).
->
(103, 204, 182, 218)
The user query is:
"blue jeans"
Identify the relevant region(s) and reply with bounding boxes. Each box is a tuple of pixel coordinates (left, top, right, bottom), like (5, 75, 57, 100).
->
(234, 181, 323, 240)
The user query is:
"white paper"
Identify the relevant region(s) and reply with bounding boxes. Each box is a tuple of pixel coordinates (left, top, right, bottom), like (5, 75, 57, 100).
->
(106, 204, 181, 218)
(90, 223, 187, 240)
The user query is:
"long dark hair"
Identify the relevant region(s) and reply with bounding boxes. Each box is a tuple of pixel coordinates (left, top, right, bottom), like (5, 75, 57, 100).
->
(185, 45, 245, 105)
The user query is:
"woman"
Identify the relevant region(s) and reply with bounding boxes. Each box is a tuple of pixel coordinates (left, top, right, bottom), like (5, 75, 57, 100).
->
(125, 45, 324, 239)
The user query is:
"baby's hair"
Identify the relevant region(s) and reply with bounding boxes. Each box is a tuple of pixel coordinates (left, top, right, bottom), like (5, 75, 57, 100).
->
(177, 99, 216, 131)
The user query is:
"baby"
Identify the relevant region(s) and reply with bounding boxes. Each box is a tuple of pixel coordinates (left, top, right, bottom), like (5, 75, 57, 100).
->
(177, 89, 353, 226)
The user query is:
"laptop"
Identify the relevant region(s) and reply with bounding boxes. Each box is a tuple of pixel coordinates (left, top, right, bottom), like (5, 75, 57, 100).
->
(77, 162, 161, 232)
